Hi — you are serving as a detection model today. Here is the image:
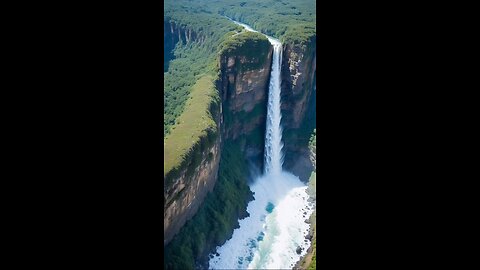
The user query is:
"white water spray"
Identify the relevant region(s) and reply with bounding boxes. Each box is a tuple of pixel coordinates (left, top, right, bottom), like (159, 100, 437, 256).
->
(209, 19, 314, 270)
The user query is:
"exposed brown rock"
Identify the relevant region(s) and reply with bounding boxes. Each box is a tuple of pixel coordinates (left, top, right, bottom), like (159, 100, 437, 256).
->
(164, 127, 222, 246)
(281, 42, 316, 130)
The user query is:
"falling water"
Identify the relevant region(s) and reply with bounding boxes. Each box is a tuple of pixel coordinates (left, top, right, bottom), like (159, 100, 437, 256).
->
(208, 19, 314, 270)
(264, 40, 284, 175)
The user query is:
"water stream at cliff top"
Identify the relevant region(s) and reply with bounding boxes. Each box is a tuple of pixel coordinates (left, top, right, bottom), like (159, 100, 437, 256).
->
(208, 19, 314, 269)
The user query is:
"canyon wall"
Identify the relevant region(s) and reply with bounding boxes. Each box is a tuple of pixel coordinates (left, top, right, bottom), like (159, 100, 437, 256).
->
(164, 20, 204, 52)
(218, 38, 273, 163)
(164, 140, 221, 246)
(281, 37, 317, 181)
(164, 21, 204, 71)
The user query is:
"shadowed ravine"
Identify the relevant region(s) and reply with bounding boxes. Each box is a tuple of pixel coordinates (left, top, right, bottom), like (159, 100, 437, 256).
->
(208, 19, 314, 270)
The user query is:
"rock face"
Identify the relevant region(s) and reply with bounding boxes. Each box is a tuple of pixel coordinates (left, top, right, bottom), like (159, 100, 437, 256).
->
(164, 21, 203, 71)
(281, 40, 316, 130)
(164, 21, 202, 51)
(225, 56, 270, 113)
(164, 112, 222, 246)
(280, 38, 317, 181)
(219, 38, 273, 162)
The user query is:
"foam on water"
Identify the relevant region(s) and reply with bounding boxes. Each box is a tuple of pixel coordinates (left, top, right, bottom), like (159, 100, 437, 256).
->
(208, 172, 313, 269)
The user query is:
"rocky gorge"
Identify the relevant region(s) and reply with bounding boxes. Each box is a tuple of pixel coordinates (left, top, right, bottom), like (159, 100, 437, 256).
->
(164, 17, 316, 269)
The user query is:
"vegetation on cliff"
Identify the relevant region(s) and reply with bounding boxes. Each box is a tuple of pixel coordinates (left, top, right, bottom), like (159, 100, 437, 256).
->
(164, 141, 253, 270)
(164, 75, 220, 184)
(164, 15, 272, 181)
(220, 31, 270, 63)
(164, 2, 241, 136)
(164, 2, 243, 180)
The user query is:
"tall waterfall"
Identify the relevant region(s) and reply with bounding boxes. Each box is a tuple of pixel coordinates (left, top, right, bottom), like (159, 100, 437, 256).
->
(264, 41, 284, 175)
(209, 19, 314, 270)
(224, 18, 285, 175)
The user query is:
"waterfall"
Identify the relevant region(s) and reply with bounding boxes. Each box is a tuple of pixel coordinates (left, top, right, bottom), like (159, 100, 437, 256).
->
(223, 17, 285, 175)
(208, 19, 314, 270)
(264, 41, 284, 175)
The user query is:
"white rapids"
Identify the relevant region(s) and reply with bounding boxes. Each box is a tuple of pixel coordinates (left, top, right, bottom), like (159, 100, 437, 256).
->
(208, 18, 314, 270)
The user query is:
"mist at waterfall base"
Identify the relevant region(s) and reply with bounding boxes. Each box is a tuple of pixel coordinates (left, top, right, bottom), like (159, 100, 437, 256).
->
(208, 20, 314, 269)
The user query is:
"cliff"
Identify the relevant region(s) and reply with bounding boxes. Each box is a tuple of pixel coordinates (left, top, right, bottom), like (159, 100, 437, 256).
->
(164, 31, 272, 247)
(163, 20, 219, 246)
(280, 37, 317, 181)
(164, 20, 205, 71)
(164, 74, 221, 246)
(219, 31, 273, 162)
(281, 39, 316, 129)
(164, 130, 221, 246)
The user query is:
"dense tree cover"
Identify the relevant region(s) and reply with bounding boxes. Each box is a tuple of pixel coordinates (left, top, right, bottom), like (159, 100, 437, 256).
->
(185, 0, 316, 44)
(163, 42, 221, 136)
(220, 31, 268, 57)
(164, 2, 242, 136)
(164, 141, 253, 270)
